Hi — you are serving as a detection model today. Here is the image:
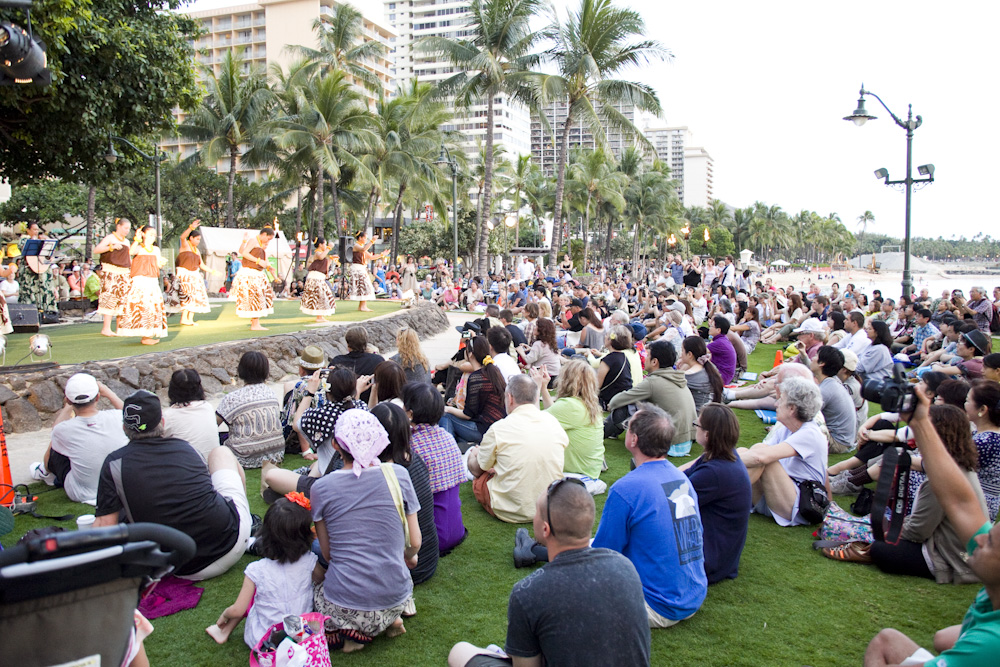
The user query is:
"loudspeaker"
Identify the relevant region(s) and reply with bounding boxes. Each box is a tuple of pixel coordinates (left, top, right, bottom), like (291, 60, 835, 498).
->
(338, 236, 353, 264)
(9, 303, 40, 334)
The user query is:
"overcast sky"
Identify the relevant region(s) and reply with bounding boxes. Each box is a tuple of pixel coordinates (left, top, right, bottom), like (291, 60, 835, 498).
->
(186, 0, 1000, 241)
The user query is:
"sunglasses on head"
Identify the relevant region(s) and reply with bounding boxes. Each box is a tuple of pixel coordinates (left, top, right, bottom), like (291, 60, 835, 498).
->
(546, 477, 586, 537)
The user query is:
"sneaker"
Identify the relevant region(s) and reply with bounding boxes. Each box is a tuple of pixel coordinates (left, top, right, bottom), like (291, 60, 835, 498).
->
(29, 462, 57, 486)
(250, 513, 263, 537)
(513, 528, 537, 568)
(831, 471, 862, 495)
(722, 388, 735, 403)
(246, 536, 263, 557)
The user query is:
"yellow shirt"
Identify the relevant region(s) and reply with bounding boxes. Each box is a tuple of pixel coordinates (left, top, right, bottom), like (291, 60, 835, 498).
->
(477, 404, 568, 523)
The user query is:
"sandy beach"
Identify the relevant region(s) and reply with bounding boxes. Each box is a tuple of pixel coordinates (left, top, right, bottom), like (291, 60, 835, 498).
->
(753, 266, 998, 300)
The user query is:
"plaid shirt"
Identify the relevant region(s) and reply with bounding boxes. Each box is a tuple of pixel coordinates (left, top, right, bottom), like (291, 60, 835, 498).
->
(410, 423, 466, 494)
(912, 322, 939, 351)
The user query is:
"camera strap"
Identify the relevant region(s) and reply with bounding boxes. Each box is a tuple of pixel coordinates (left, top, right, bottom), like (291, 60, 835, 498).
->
(871, 446, 911, 545)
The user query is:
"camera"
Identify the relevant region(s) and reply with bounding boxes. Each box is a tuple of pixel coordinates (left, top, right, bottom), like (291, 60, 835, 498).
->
(861, 363, 915, 413)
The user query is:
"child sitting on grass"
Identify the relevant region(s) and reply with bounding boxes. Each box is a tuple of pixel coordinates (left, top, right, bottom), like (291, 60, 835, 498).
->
(206, 494, 321, 648)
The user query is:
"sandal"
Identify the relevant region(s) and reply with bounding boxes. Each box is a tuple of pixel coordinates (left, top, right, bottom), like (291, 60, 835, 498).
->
(821, 541, 873, 564)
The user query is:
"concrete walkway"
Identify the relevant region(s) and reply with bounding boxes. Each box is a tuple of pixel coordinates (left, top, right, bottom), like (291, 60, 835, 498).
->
(3, 310, 469, 487)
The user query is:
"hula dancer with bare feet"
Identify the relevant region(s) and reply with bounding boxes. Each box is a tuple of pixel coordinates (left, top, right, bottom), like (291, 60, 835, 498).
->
(348, 230, 387, 312)
(231, 227, 276, 331)
(170, 220, 214, 326)
(299, 237, 337, 322)
(94, 218, 133, 337)
(117, 225, 168, 345)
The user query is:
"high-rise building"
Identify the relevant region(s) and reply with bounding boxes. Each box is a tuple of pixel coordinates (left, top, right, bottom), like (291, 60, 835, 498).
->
(161, 0, 395, 179)
(638, 119, 714, 208)
(683, 145, 714, 208)
(530, 100, 640, 175)
(384, 0, 531, 160)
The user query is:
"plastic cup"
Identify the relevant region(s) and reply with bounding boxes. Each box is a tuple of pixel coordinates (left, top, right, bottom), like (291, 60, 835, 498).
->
(76, 514, 96, 530)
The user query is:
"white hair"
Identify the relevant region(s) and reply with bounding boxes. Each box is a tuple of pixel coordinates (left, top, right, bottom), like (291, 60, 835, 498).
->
(610, 310, 630, 325)
(777, 376, 822, 422)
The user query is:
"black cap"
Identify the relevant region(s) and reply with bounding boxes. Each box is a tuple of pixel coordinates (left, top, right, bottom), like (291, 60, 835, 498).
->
(570, 298, 584, 309)
(963, 330, 991, 356)
(455, 321, 482, 335)
(122, 390, 162, 435)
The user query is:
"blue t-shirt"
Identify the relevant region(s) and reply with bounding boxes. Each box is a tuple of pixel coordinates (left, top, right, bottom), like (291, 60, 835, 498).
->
(670, 263, 684, 284)
(592, 460, 708, 620)
(684, 456, 752, 584)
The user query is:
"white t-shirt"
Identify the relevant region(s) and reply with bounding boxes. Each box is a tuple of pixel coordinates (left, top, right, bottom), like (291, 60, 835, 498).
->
(50, 410, 129, 504)
(162, 401, 221, 463)
(492, 353, 521, 382)
(765, 421, 828, 484)
(243, 552, 319, 648)
(692, 298, 708, 325)
(517, 261, 534, 281)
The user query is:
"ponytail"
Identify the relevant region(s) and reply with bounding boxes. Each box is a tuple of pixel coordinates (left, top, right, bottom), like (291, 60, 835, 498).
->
(469, 336, 507, 395)
(704, 360, 724, 404)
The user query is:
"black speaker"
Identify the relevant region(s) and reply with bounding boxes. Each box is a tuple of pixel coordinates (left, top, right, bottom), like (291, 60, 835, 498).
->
(9, 303, 40, 334)
(339, 236, 353, 264)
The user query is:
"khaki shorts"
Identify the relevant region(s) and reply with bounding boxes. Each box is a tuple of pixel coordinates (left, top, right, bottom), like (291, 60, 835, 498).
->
(646, 603, 695, 629)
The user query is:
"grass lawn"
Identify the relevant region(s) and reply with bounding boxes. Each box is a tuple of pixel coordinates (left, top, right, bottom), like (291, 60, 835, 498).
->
(1, 342, 979, 666)
(3, 300, 399, 365)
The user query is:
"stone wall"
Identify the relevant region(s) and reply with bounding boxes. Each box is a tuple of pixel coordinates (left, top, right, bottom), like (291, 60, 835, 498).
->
(0, 302, 449, 433)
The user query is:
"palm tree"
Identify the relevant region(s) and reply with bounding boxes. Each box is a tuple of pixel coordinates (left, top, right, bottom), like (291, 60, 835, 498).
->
(626, 160, 673, 267)
(728, 206, 753, 254)
(856, 210, 874, 246)
(277, 70, 378, 240)
(523, 163, 554, 246)
(504, 154, 532, 246)
(566, 149, 626, 269)
(469, 140, 512, 270)
(707, 198, 732, 231)
(421, 0, 543, 276)
(178, 50, 273, 227)
(289, 6, 388, 94)
(535, 0, 670, 271)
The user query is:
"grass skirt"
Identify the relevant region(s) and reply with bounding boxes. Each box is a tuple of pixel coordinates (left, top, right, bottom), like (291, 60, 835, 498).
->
(230, 267, 274, 319)
(117, 276, 168, 338)
(169, 266, 211, 314)
(97, 264, 131, 316)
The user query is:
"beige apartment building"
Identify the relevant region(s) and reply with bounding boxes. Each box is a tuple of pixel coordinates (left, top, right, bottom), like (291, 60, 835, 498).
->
(161, 0, 396, 180)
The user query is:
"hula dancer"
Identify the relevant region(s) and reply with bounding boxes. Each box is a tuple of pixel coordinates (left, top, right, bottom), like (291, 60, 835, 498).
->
(117, 225, 168, 345)
(18, 221, 59, 320)
(299, 237, 337, 322)
(0, 261, 15, 335)
(231, 227, 276, 331)
(171, 220, 214, 326)
(93, 218, 133, 337)
(348, 230, 387, 312)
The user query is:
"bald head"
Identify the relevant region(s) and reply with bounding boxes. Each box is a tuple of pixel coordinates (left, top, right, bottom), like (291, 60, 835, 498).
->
(777, 363, 813, 384)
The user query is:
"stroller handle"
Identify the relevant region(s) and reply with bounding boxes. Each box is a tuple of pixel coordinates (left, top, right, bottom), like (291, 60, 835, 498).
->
(0, 523, 196, 570)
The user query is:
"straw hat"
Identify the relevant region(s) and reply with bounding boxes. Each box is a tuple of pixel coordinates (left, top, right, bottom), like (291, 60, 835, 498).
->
(295, 345, 326, 370)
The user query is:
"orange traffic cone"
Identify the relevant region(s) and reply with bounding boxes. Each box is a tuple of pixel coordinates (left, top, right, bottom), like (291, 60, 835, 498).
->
(0, 409, 12, 507)
(772, 349, 784, 368)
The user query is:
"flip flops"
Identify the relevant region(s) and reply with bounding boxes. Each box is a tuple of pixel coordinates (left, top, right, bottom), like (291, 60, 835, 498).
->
(821, 541, 873, 564)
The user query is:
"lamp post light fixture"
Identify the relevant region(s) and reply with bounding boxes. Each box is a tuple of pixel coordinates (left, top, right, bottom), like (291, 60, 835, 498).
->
(104, 134, 167, 240)
(434, 145, 459, 274)
(844, 84, 935, 298)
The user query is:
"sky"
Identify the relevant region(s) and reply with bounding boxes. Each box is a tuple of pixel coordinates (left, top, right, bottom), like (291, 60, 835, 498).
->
(185, 0, 1000, 241)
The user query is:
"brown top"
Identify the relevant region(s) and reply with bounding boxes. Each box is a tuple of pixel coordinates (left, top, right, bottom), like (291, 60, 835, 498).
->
(176, 250, 201, 271)
(101, 238, 131, 269)
(247, 246, 266, 271)
(352, 249, 365, 265)
(308, 257, 330, 273)
(130, 253, 160, 279)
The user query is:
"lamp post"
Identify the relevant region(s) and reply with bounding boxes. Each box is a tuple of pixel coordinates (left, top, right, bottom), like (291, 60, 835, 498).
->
(504, 212, 517, 270)
(843, 85, 935, 298)
(103, 135, 167, 241)
(435, 145, 459, 276)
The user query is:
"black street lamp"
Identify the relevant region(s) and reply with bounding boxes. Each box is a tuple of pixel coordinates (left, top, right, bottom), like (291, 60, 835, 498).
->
(103, 135, 167, 240)
(434, 145, 459, 274)
(844, 85, 935, 298)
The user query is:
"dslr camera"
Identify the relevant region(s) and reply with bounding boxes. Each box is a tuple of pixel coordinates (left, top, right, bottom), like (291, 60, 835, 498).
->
(861, 363, 915, 413)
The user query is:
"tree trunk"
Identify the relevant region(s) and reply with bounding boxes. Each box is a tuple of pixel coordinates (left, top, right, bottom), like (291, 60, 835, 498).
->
(85, 184, 96, 261)
(605, 215, 614, 265)
(547, 111, 574, 273)
(293, 187, 303, 266)
(391, 183, 407, 264)
(227, 150, 238, 228)
(582, 192, 591, 271)
(329, 172, 342, 241)
(363, 186, 378, 227)
(314, 163, 324, 239)
(477, 93, 496, 279)
(473, 183, 484, 277)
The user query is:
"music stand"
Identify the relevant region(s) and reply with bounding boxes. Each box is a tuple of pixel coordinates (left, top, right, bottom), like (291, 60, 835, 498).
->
(18, 239, 58, 260)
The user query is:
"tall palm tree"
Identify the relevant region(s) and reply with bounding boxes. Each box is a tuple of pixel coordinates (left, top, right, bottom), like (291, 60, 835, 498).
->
(421, 0, 543, 276)
(729, 206, 753, 254)
(534, 0, 670, 270)
(566, 149, 626, 269)
(625, 160, 672, 267)
(523, 163, 554, 246)
(504, 153, 532, 245)
(707, 198, 732, 231)
(277, 70, 378, 240)
(179, 50, 274, 227)
(290, 6, 387, 94)
(856, 210, 874, 246)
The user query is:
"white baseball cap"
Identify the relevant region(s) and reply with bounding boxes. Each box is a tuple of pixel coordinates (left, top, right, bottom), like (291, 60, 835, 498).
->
(841, 349, 859, 372)
(65, 373, 99, 404)
(791, 318, 825, 336)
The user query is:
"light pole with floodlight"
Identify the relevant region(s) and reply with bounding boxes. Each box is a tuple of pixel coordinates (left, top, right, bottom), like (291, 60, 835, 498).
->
(843, 85, 935, 298)
(434, 145, 459, 275)
(103, 135, 167, 241)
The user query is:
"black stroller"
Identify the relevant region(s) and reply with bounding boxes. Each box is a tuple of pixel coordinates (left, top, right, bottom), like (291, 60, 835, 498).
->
(0, 523, 195, 667)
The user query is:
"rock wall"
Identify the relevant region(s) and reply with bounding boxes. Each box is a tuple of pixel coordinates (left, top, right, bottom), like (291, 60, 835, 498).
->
(0, 302, 449, 433)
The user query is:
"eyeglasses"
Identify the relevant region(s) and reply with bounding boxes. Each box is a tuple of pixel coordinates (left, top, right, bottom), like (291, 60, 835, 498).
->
(546, 477, 586, 537)
(692, 421, 702, 429)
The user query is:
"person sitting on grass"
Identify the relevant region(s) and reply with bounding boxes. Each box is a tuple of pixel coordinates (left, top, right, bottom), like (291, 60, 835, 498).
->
(465, 374, 567, 523)
(930, 327, 991, 380)
(707, 315, 737, 384)
(738, 376, 828, 527)
(216, 351, 285, 469)
(310, 409, 421, 652)
(332, 326, 385, 403)
(438, 336, 507, 446)
(402, 382, 468, 555)
(811, 345, 858, 455)
(530, 360, 605, 480)
(863, 384, 1000, 666)
(487, 325, 521, 381)
(518, 316, 561, 386)
(679, 403, 752, 584)
(822, 404, 988, 584)
(452, 479, 650, 667)
(206, 495, 320, 648)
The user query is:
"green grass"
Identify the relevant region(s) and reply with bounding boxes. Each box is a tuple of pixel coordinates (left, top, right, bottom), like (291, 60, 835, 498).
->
(4, 300, 400, 365)
(1, 343, 978, 666)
